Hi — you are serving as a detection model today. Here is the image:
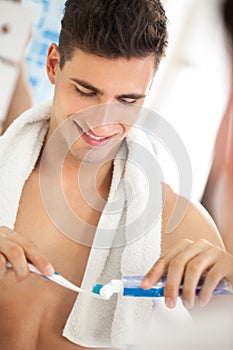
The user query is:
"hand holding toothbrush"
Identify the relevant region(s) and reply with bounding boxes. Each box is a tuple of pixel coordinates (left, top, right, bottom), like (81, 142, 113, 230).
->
(0, 226, 107, 299)
(0, 226, 54, 281)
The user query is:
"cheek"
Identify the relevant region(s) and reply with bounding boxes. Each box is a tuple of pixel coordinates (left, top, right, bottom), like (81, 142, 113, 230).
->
(56, 86, 97, 117)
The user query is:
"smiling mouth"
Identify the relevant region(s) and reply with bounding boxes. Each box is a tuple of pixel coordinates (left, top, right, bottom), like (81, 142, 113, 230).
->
(73, 121, 118, 146)
(84, 130, 109, 141)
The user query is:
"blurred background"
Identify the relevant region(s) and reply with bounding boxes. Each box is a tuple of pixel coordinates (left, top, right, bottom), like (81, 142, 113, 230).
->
(146, 0, 231, 201)
(0, 0, 232, 251)
(0, 0, 230, 197)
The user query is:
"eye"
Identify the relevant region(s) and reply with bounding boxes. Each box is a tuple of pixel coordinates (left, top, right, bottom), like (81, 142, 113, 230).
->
(119, 98, 136, 105)
(74, 86, 96, 98)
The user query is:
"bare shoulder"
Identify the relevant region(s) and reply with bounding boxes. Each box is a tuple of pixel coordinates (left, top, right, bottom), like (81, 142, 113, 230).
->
(161, 183, 225, 253)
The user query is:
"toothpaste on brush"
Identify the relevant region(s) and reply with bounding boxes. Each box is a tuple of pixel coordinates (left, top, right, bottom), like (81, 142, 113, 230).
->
(92, 275, 233, 300)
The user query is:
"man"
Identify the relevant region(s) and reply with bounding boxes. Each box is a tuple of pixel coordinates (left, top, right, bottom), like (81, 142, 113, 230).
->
(0, 1, 232, 349)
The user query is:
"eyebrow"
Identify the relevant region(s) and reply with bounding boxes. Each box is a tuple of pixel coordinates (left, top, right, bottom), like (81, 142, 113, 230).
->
(70, 78, 103, 95)
(70, 78, 146, 100)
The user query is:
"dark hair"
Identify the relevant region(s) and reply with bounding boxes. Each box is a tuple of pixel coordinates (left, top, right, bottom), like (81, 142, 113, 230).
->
(58, 0, 168, 70)
(222, 0, 233, 47)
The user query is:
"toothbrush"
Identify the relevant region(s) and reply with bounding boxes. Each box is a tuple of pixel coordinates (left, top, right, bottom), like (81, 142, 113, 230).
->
(92, 275, 233, 300)
(7, 262, 233, 301)
(6, 262, 106, 300)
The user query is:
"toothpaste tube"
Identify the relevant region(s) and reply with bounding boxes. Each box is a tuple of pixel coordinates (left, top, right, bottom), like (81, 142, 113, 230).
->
(92, 275, 233, 300)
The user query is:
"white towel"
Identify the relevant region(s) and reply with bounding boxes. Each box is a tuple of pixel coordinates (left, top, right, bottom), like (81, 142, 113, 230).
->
(0, 101, 190, 349)
(62, 124, 164, 349)
(0, 100, 50, 228)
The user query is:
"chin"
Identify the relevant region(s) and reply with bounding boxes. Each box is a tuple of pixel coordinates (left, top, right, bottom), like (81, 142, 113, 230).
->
(70, 139, 122, 164)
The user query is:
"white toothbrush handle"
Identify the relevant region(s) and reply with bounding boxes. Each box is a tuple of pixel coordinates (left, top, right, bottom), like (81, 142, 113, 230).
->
(6, 262, 105, 300)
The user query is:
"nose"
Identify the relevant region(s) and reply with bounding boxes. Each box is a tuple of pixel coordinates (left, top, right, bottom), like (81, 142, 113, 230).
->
(73, 102, 140, 136)
(86, 103, 122, 136)
(88, 123, 121, 137)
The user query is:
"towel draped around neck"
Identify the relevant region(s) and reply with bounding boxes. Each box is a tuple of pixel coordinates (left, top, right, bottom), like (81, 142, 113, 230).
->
(0, 101, 189, 349)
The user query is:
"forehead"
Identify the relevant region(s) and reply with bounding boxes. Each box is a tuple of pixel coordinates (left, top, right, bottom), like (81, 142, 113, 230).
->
(63, 49, 155, 92)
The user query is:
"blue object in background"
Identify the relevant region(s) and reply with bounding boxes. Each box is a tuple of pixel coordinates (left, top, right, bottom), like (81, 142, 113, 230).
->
(22, 0, 65, 104)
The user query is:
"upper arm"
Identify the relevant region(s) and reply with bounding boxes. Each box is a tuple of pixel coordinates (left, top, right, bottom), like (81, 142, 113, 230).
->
(161, 184, 225, 254)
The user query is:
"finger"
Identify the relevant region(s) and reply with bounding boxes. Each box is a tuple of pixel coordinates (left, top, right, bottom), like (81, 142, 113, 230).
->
(0, 241, 30, 281)
(0, 226, 12, 239)
(163, 240, 211, 308)
(196, 247, 226, 307)
(0, 254, 7, 279)
(0, 230, 31, 280)
(11, 235, 54, 276)
(198, 266, 223, 307)
(23, 240, 54, 276)
(182, 245, 222, 309)
(141, 239, 193, 289)
(0, 229, 54, 276)
(163, 264, 184, 309)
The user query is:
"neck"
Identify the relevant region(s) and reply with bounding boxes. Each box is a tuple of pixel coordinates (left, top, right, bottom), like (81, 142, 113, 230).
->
(63, 153, 114, 199)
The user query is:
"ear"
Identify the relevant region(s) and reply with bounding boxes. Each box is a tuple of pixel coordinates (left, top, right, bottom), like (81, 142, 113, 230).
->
(46, 43, 60, 84)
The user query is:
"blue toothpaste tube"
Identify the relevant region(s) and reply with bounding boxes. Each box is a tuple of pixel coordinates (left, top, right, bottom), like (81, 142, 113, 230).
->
(92, 275, 233, 299)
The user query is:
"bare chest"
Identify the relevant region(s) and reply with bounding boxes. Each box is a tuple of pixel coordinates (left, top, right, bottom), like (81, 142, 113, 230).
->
(0, 270, 89, 350)
(14, 169, 100, 281)
(4, 170, 100, 349)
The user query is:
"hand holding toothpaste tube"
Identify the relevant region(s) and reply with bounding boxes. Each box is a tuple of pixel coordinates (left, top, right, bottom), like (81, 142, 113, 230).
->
(141, 238, 233, 310)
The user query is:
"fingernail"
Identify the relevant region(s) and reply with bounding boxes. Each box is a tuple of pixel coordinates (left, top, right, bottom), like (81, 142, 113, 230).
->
(44, 264, 55, 276)
(198, 298, 208, 308)
(182, 299, 192, 310)
(141, 278, 151, 289)
(165, 297, 175, 308)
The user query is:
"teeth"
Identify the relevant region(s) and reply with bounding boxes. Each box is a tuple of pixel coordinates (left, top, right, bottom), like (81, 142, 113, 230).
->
(85, 131, 107, 141)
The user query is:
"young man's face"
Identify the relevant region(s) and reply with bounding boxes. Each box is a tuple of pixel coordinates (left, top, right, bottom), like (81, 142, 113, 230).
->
(46, 44, 155, 163)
